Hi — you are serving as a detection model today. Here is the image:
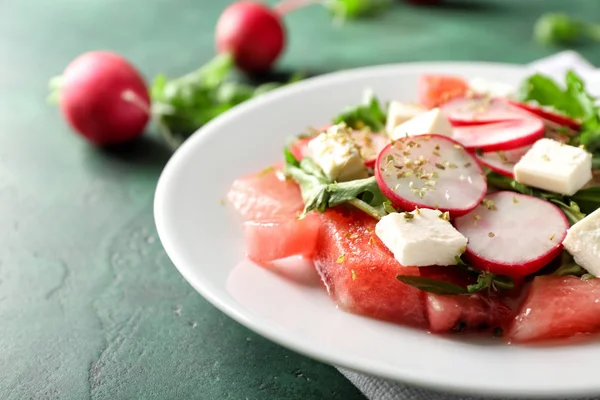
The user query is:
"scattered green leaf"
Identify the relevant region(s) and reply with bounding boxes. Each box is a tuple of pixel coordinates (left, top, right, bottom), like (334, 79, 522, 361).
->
(396, 275, 468, 295)
(332, 92, 386, 131)
(284, 154, 387, 219)
(151, 53, 302, 148)
(533, 12, 600, 46)
(519, 70, 600, 153)
(554, 252, 586, 277)
(325, 0, 392, 21)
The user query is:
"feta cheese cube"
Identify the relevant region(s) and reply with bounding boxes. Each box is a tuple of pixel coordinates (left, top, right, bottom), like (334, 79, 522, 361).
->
(375, 208, 468, 267)
(563, 208, 600, 276)
(307, 126, 368, 182)
(390, 108, 453, 140)
(469, 77, 515, 98)
(385, 101, 426, 133)
(514, 138, 592, 196)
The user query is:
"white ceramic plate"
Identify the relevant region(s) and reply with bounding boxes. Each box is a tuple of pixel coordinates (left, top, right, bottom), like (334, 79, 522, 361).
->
(155, 62, 600, 398)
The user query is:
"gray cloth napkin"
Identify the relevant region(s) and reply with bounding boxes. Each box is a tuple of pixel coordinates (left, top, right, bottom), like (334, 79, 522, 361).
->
(337, 51, 599, 400)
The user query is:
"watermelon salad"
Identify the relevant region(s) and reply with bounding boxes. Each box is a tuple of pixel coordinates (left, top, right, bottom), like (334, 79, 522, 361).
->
(227, 70, 600, 344)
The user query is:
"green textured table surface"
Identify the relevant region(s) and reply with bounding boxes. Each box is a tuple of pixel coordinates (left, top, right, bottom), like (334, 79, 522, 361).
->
(2, 1, 600, 399)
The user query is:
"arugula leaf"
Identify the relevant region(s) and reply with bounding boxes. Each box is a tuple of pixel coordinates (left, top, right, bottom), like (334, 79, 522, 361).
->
(533, 13, 585, 46)
(333, 92, 386, 131)
(284, 155, 387, 219)
(519, 70, 600, 153)
(571, 186, 600, 214)
(519, 73, 582, 117)
(151, 54, 302, 148)
(397, 271, 514, 296)
(566, 71, 600, 152)
(549, 199, 586, 224)
(398, 256, 514, 297)
(458, 257, 515, 294)
(554, 251, 586, 277)
(284, 147, 301, 168)
(325, 0, 392, 20)
(396, 275, 468, 295)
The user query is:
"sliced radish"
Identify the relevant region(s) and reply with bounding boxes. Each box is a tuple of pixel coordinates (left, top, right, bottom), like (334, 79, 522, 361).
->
(508, 100, 581, 131)
(440, 96, 533, 126)
(454, 191, 568, 277)
(351, 131, 389, 167)
(474, 145, 532, 178)
(453, 118, 544, 153)
(375, 134, 486, 216)
(292, 130, 389, 167)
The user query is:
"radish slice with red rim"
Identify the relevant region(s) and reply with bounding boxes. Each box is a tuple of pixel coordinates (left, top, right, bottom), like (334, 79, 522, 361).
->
(454, 191, 568, 277)
(453, 118, 544, 152)
(375, 134, 486, 216)
(507, 100, 581, 130)
(352, 131, 389, 167)
(475, 145, 532, 178)
(440, 96, 533, 126)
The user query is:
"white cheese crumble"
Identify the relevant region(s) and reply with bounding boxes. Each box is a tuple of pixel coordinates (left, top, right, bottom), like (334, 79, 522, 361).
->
(390, 108, 453, 140)
(375, 208, 468, 267)
(307, 125, 368, 182)
(514, 138, 592, 196)
(563, 208, 600, 277)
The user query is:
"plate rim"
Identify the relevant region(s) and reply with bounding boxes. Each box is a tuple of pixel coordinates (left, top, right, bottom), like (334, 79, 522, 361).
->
(154, 61, 599, 398)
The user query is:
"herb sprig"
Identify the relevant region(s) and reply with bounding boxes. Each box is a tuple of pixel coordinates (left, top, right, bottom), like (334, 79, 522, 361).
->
(396, 257, 515, 296)
(553, 251, 595, 280)
(332, 92, 386, 131)
(284, 149, 388, 219)
(519, 70, 600, 153)
(151, 54, 302, 148)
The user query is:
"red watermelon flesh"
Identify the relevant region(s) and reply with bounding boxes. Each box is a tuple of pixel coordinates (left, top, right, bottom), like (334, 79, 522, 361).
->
(313, 207, 427, 328)
(227, 166, 304, 220)
(420, 267, 515, 333)
(244, 214, 320, 266)
(418, 74, 470, 109)
(509, 276, 600, 343)
(426, 293, 515, 334)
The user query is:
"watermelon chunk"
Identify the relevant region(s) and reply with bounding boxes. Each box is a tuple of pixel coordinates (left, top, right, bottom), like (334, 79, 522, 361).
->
(244, 214, 320, 266)
(227, 166, 304, 220)
(313, 207, 427, 327)
(509, 276, 600, 343)
(426, 293, 515, 334)
(419, 267, 515, 333)
(418, 74, 469, 109)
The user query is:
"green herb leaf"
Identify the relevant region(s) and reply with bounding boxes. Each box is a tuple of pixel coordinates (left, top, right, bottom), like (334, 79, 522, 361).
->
(549, 199, 586, 225)
(284, 156, 387, 220)
(582, 273, 596, 281)
(519, 70, 600, 153)
(533, 13, 585, 46)
(325, 0, 392, 20)
(396, 275, 468, 295)
(571, 186, 600, 214)
(151, 54, 302, 148)
(284, 147, 301, 168)
(554, 261, 585, 277)
(332, 92, 386, 131)
(519, 73, 582, 117)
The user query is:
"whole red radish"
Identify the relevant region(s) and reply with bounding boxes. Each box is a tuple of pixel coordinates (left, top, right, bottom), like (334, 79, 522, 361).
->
(216, 1, 286, 74)
(58, 51, 150, 146)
